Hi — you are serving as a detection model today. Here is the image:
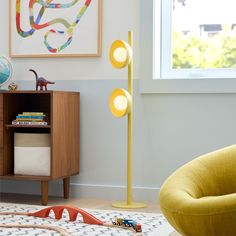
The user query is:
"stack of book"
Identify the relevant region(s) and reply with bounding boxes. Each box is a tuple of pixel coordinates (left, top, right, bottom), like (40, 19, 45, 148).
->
(12, 112, 48, 125)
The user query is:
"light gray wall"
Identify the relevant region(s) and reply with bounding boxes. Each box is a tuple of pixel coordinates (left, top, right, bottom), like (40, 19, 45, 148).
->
(1, 0, 236, 203)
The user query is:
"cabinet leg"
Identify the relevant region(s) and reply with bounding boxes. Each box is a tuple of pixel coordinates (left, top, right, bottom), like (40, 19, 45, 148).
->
(41, 181, 48, 205)
(63, 177, 70, 199)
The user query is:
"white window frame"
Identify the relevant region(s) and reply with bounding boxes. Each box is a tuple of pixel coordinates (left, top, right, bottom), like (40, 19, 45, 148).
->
(139, 0, 236, 94)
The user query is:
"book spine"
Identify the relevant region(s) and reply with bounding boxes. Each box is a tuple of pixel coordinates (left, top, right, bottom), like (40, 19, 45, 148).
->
(12, 120, 48, 125)
(22, 112, 44, 116)
(16, 115, 45, 119)
(16, 118, 44, 122)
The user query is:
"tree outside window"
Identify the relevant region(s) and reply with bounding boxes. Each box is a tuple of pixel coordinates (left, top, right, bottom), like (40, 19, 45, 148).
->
(172, 0, 236, 69)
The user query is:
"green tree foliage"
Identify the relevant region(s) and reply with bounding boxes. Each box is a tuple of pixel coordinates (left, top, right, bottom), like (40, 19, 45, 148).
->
(173, 30, 236, 69)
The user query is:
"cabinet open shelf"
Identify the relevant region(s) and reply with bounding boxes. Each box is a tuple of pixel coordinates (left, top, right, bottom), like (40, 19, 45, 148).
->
(0, 90, 80, 205)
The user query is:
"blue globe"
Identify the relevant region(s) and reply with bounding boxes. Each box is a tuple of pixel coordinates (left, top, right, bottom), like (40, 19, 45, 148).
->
(0, 56, 12, 87)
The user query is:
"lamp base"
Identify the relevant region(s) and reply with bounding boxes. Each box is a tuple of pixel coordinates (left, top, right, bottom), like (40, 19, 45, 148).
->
(112, 201, 146, 209)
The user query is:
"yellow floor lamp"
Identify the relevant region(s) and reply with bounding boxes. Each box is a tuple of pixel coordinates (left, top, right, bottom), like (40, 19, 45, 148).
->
(109, 31, 146, 209)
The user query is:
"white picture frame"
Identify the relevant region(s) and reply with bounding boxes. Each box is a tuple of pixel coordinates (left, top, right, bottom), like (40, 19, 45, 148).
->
(10, 0, 102, 58)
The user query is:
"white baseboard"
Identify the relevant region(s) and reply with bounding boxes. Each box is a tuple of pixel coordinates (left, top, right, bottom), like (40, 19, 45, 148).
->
(0, 181, 160, 203)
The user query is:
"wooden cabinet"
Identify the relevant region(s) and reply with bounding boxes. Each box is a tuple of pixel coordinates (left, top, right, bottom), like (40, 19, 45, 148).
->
(0, 91, 80, 205)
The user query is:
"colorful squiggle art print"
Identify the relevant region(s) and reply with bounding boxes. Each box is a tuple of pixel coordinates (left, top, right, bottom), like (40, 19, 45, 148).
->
(10, 0, 102, 57)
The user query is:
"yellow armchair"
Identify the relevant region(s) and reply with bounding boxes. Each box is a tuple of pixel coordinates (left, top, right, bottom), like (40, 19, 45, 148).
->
(159, 145, 236, 236)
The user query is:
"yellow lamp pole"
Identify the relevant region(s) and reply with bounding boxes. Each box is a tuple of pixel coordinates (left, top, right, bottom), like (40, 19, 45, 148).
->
(110, 31, 146, 209)
(127, 31, 133, 206)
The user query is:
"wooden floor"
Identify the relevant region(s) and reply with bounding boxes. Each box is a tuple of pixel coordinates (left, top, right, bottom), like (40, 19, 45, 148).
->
(0, 193, 161, 213)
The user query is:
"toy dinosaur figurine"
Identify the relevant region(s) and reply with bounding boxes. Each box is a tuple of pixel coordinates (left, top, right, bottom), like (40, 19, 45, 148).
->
(29, 69, 55, 91)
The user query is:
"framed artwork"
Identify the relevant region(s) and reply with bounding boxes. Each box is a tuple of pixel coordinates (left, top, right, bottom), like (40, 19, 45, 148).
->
(9, 0, 102, 57)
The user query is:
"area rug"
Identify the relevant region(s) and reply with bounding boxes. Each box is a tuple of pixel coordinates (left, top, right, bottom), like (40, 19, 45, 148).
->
(0, 203, 175, 236)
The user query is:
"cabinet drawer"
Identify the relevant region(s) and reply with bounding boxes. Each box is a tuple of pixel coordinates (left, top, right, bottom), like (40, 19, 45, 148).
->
(0, 94, 2, 120)
(0, 148, 3, 175)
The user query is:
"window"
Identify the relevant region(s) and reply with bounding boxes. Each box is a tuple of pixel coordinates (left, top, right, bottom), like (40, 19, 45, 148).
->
(159, 0, 236, 79)
(140, 0, 236, 93)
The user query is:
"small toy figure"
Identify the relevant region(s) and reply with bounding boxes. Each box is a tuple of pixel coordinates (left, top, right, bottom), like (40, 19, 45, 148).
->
(29, 69, 55, 91)
(8, 82, 18, 91)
